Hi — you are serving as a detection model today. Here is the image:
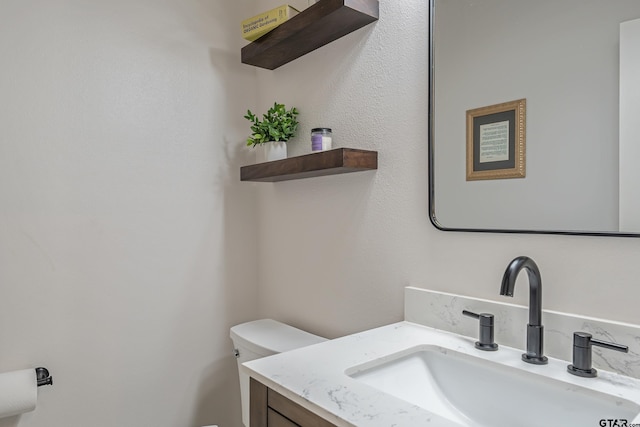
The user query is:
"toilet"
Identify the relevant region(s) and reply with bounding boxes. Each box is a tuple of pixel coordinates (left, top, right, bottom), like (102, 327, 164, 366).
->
(230, 319, 327, 427)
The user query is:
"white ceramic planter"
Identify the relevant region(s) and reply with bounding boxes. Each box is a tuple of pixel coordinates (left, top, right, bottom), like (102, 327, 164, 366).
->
(256, 141, 287, 163)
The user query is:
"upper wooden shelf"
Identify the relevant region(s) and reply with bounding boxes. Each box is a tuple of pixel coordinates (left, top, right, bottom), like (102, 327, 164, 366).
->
(241, 0, 379, 70)
(240, 148, 378, 182)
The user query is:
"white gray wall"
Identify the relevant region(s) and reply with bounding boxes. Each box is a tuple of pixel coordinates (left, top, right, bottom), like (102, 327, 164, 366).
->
(0, 1, 258, 426)
(253, 0, 640, 342)
(2, 1, 640, 426)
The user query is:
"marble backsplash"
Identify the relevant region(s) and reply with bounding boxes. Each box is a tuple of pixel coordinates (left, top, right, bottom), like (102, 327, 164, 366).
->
(405, 287, 640, 379)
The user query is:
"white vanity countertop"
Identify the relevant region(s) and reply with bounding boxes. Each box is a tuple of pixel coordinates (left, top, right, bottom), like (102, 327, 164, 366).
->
(242, 321, 640, 427)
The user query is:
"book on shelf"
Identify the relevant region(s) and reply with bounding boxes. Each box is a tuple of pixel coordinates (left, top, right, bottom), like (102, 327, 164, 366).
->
(241, 4, 300, 42)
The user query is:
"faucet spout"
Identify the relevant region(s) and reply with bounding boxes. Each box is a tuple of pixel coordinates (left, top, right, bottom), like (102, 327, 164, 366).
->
(500, 256, 548, 365)
(500, 256, 542, 326)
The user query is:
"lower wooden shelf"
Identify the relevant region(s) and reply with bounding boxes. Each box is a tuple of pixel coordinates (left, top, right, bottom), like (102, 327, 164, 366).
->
(240, 148, 378, 182)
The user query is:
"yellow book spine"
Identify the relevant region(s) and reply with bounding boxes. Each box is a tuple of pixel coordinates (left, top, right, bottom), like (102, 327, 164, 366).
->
(241, 5, 299, 42)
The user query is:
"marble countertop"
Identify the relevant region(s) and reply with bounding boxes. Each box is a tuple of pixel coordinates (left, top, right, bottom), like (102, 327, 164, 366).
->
(242, 321, 640, 427)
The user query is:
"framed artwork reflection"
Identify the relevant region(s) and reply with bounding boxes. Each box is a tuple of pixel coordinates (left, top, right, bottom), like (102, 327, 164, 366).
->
(466, 99, 526, 181)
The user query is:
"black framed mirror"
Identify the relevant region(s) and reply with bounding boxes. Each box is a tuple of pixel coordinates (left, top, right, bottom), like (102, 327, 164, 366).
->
(428, 0, 640, 237)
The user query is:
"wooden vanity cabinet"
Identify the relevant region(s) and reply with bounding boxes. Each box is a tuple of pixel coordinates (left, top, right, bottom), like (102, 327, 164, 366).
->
(250, 378, 337, 427)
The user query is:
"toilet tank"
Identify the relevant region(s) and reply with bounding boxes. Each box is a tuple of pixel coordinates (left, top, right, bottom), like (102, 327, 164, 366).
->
(230, 319, 327, 427)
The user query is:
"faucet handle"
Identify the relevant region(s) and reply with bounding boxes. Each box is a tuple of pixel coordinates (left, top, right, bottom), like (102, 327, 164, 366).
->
(462, 310, 498, 351)
(567, 332, 629, 378)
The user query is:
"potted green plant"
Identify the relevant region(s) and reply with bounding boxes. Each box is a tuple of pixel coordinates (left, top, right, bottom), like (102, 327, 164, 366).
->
(244, 102, 299, 162)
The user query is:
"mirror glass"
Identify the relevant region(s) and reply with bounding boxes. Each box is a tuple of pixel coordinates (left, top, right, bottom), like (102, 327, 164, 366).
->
(429, 0, 640, 235)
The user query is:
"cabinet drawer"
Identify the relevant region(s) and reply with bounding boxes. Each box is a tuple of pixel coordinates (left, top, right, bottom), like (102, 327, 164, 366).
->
(268, 408, 299, 427)
(268, 388, 336, 427)
(251, 378, 337, 427)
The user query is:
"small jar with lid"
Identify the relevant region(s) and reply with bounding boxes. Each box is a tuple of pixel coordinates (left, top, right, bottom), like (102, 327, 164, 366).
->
(311, 128, 332, 151)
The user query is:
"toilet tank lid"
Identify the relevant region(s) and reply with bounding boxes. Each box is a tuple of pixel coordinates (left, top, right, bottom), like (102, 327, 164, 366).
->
(230, 319, 327, 355)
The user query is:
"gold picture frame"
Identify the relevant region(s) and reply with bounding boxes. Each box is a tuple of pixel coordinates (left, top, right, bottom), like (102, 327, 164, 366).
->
(466, 99, 526, 181)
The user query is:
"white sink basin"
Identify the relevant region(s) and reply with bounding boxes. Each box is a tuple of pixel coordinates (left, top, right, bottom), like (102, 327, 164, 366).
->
(347, 345, 640, 427)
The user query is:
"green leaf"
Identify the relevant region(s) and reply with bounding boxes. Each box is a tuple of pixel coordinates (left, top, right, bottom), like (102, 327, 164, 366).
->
(243, 103, 300, 144)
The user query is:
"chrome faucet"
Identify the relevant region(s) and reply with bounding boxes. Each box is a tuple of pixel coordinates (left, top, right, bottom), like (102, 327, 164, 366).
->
(500, 256, 548, 365)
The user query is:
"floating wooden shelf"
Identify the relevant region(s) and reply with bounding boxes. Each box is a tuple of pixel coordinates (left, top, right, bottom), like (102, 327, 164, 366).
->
(241, 0, 379, 70)
(240, 148, 378, 182)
